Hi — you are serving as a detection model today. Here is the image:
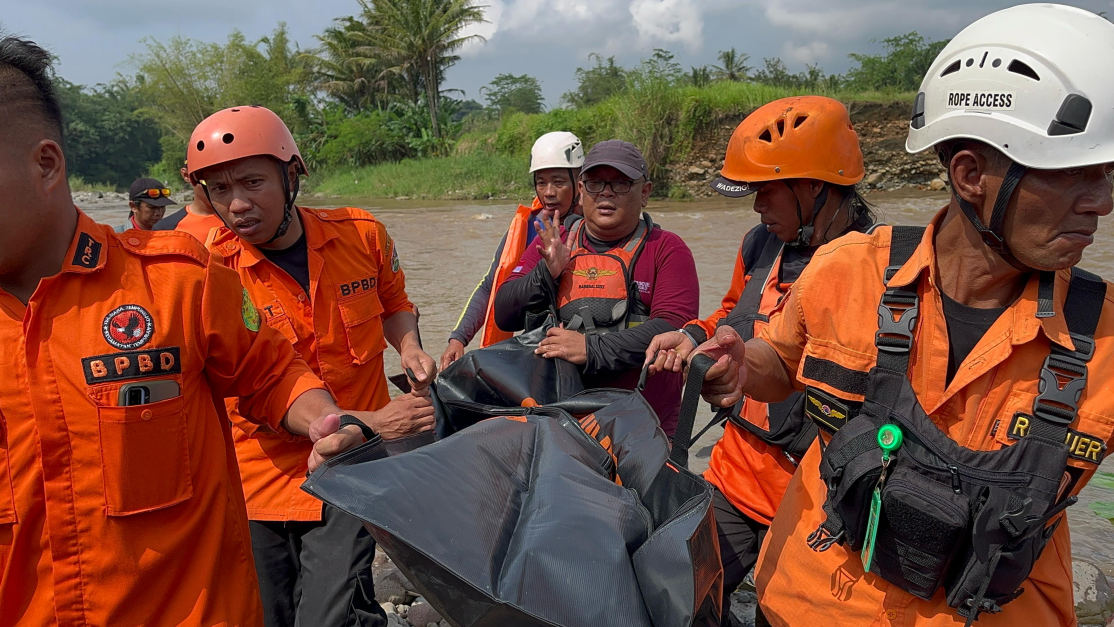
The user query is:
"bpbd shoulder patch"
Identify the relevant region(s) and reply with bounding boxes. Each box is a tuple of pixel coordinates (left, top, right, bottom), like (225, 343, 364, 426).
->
(1007, 412, 1106, 465)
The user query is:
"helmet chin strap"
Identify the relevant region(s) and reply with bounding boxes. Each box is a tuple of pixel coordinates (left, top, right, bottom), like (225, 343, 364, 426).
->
(790, 182, 830, 247)
(953, 161, 1030, 271)
(263, 160, 301, 246)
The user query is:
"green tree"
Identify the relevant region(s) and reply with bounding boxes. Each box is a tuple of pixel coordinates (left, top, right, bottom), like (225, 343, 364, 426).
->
(481, 73, 544, 115)
(846, 32, 948, 92)
(633, 48, 683, 85)
(561, 54, 627, 108)
(303, 15, 407, 113)
(56, 78, 163, 188)
(366, 0, 487, 144)
(710, 47, 750, 81)
(688, 65, 711, 87)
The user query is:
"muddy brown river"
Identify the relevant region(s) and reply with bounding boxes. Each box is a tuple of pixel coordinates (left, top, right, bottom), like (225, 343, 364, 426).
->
(83, 190, 1114, 578)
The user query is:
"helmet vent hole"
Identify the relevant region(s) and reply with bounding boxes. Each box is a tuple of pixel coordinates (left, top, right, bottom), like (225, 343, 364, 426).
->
(965, 58, 974, 67)
(196, 140, 205, 151)
(222, 133, 235, 144)
(775, 119, 785, 136)
(992, 58, 1002, 68)
(759, 129, 772, 143)
(793, 114, 808, 129)
(1007, 60, 1040, 81)
(940, 60, 961, 77)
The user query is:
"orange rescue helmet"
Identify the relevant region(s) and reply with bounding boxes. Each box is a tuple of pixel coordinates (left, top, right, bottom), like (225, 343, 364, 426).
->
(186, 105, 307, 184)
(711, 96, 864, 197)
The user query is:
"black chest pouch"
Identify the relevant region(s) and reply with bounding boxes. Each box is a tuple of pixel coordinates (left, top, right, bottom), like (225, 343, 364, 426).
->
(804, 227, 1106, 624)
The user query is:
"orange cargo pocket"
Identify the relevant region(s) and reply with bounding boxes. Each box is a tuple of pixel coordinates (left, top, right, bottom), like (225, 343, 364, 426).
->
(98, 396, 193, 516)
(338, 293, 387, 365)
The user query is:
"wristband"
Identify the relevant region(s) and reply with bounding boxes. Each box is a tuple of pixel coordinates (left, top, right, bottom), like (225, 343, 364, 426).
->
(676, 328, 699, 348)
(337, 414, 378, 442)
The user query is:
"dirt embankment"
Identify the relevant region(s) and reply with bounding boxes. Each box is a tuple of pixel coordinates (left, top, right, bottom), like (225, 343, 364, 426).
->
(667, 101, 948, 198)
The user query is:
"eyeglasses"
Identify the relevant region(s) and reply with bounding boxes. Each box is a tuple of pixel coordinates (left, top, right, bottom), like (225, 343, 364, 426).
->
(134, 188, 171, 199)
(582, 178, 639, 195)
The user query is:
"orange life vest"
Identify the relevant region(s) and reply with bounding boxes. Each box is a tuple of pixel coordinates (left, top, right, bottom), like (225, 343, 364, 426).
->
(557, 213, 653, 333)
(480, 199, 542, 346)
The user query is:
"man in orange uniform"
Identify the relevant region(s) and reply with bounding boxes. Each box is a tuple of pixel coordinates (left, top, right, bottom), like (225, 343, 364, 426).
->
(0, 37, 370, 626)
(188, 105, 437, 627)
(698, 5, 1114, 625)
(153, 161, 224, 241)
(440, 131, 584, 370)
(646, 96, 876, 622)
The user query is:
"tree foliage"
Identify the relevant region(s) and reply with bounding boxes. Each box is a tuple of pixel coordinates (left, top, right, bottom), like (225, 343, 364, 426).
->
(846, 32, 948, 92)
(56, 78, 163, 188)
(562, 54, 627, 108)
(481, 73, 544, 115)
(363, 0, 487, 143)
(711, 48, 750, 81)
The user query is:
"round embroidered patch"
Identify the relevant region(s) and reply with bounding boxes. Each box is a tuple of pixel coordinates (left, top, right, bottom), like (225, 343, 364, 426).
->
(102, 304, 154, 350)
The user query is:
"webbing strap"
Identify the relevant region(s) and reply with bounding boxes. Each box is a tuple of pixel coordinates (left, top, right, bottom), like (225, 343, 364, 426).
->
(670, 353, 717, 467)
(722, 233, 783, 341)
(874, 226, 925, 372)
(1029, 268, 1105, 442)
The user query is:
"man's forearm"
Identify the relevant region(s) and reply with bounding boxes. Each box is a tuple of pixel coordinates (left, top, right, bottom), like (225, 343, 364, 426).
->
(281, 388, 341, 436)
(384, 310, 422, 354)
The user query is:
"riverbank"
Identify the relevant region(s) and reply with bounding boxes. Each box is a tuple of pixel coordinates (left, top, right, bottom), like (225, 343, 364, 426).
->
(304, 99, 944, 202)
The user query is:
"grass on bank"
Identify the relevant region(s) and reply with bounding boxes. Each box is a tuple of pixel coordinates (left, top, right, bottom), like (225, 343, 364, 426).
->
(309, 152, 532, 200)
(313, 80, 912, 200)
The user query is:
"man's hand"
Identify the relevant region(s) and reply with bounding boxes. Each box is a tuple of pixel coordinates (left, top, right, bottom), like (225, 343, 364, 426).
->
(307, 413, 365, 473)
(535, 325, 587, 365)
(644, 330, 697, 375)
(400, 346, 437, 396)
(535, 211, 572, 278)
(347, 392, 435, 440)
(693, 326, 748, 408)
(439, 339, 465, 372)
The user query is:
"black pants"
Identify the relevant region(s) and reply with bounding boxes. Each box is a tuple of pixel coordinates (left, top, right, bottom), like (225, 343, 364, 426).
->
(249, 504, 386, 627)
(712, 487, 771, 627)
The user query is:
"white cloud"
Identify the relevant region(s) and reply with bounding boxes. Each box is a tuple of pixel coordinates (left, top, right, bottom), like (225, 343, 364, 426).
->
(781, 40, 831, 66)
(629, 0, 705, 52)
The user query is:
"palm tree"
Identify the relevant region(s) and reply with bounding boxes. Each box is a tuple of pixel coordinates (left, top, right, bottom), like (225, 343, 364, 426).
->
(711, 48, 751, 82)
(367, 0, 487, 143)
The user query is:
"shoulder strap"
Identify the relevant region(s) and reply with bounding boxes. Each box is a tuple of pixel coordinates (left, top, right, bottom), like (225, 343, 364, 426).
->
(874, 226, 926, 373)
(1028, 268, 1105, 442)
(722, 230, 783, 341)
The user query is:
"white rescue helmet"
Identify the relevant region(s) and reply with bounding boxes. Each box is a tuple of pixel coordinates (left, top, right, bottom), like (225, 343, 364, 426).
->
(529, 131, 585, 173)
(906, 3, 1114, 169)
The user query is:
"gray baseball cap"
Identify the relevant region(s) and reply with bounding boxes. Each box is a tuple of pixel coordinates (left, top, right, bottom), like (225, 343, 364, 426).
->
(581, 139, 648, 180)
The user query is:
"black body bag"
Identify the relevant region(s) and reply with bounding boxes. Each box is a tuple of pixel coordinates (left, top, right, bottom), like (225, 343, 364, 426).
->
(807, 226, 1105, 623)
(303, 342, 723, 626)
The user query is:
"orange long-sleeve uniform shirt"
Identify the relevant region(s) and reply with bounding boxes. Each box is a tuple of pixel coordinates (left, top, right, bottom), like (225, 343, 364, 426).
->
(686, 230, 797, 525)
(753, 217, 1114, 626)
(208, 207, 416, 521)
(0, 211, 326, 626)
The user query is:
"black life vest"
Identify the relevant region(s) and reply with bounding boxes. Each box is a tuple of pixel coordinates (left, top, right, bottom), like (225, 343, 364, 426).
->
(557, 213, 653, 334)
(807, 226, 1105, 624)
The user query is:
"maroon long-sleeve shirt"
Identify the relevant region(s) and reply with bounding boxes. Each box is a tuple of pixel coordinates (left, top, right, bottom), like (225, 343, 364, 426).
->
(494, 218, 699, 435)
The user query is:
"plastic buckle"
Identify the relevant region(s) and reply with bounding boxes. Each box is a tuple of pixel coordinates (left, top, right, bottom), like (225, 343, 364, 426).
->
(1033, 356, 1087, 426)
(875, 300, 919, 354)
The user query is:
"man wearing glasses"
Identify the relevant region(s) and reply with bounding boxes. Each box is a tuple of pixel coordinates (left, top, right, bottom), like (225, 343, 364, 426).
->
(494, 139, 699, 437)
(116, 176, 174, 231)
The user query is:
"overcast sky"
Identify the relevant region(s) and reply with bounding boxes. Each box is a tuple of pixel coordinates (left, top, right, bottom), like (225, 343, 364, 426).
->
(2, 0, 1112, 107)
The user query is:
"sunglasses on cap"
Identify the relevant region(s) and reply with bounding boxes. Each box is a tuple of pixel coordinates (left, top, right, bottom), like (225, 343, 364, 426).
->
(134, 188, 172, 199)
